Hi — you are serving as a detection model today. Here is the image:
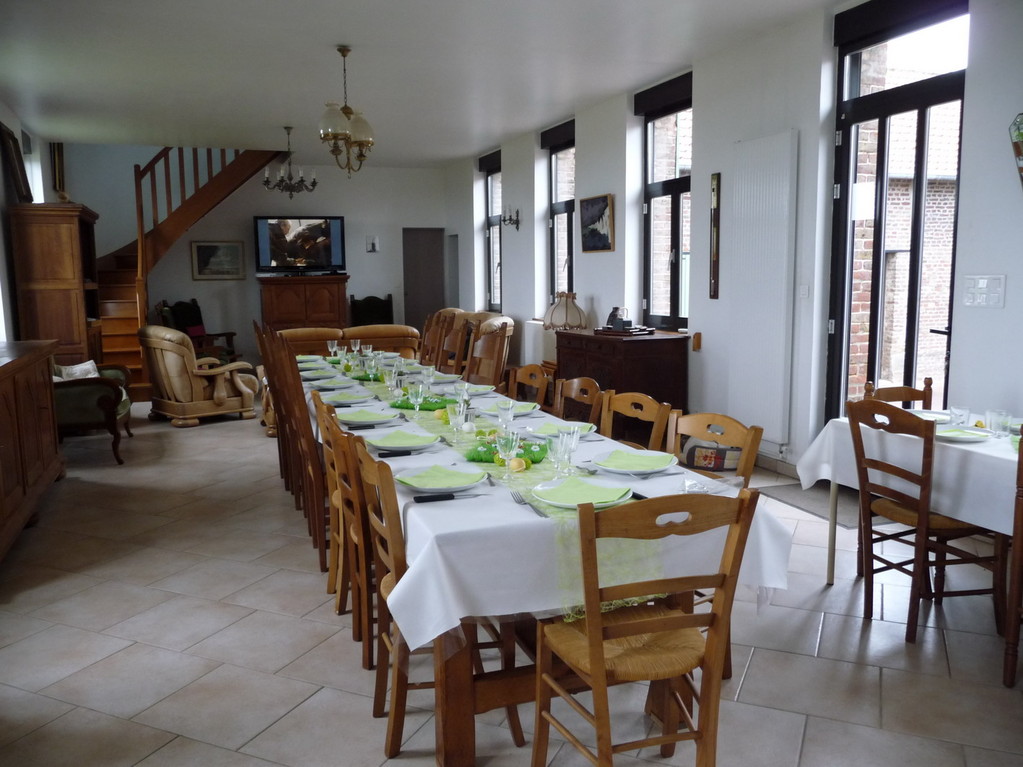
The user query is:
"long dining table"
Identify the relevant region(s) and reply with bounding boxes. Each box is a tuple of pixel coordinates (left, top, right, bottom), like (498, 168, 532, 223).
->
(301, 357, 793, 766)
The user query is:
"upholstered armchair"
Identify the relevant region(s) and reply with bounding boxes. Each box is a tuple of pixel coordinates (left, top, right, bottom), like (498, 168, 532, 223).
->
(277, 327, 345, 356)
(54, 364, 133, 464)
(138, 325, 258, 428)
(341, 324, 421, 358)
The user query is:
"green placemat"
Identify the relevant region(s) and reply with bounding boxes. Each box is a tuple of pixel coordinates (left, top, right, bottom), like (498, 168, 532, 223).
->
(391, 396, 457, 411)
(465, 439, 548, 464)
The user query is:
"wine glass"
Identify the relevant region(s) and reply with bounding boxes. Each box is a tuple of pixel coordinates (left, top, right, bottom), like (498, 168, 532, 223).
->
(362, 344, 373, 356)
(495, 429, 521, 481)
(349, 338, 361, 355)
(326, 338, 338, 359)
(495, 399, 517, 431)
(407, 382, 426, 413)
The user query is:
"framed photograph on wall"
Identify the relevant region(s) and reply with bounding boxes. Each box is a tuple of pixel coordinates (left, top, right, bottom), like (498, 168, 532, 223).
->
(191, 241, 245, 280)
(0, 122, 33, 203)
(579, 193, 614, 252)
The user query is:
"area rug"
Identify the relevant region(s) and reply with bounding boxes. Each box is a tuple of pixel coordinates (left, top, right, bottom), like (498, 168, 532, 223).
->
(759, 480, 860, 529)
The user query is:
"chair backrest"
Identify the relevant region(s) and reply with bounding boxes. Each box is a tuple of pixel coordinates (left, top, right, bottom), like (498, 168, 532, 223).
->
(846, 398, 934, 524)
(312, 389, 342, 523)
(341, 324, 421, 358)
(508, 364, 551, 408)
(355, 440, 407, 584)
(598, 390, 672, 450)
(667, 411, 764, 488)
(552, 376, 602, 425)
(437, 316, 474, 375)
(350, 294, 394, 326)
(278, 327, 345, 356)
(322, 410, 369, 569)
(576, 489, 758, 693)
(464, 323, 510, 387)
(864, 377, 933, 409)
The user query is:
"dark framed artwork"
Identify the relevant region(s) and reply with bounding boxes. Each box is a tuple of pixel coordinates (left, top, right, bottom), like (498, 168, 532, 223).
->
(579, 193, 614, 252)
(191, 241, 245, 280)
(50, 142, 66, 196)
(0, 123, 33, 202)
(709, 172, 721, 299)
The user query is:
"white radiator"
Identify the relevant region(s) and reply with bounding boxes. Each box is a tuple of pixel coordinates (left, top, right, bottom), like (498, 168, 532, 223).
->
(722, 130, 798, 446)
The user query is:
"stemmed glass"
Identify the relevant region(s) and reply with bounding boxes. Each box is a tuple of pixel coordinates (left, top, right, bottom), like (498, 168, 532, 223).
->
(349, 339, 361, 356)
(496, 399, 517, 431)
(495, 429, 521, 482)
(326, 338, 338, 359)
(421, 365, 436, 394)
(362, 344, 373, 356)
(407, 382, 426, 413)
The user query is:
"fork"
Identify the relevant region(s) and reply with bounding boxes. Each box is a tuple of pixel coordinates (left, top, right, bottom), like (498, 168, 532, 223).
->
(510, 489, 548, 518)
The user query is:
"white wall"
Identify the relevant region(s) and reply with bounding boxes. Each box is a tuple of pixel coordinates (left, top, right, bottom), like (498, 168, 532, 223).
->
(948, 0, 1023, 414)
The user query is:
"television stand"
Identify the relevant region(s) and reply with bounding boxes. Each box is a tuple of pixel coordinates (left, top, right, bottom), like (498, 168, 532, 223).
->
(258, 274, 349, 331)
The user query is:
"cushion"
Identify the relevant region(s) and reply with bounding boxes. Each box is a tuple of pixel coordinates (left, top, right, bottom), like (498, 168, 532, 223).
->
(53, 360, 100, 381)
(679, 436, 742, 472)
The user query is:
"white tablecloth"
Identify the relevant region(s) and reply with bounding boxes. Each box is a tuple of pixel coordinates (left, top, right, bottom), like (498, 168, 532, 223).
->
(384, 414, 793, 650)
(796, 417, 1018, 535)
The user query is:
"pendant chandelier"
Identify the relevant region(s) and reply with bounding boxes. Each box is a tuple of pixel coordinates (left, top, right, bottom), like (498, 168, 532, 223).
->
(319, 46, 374, 177)
(263, 126, 317, 198)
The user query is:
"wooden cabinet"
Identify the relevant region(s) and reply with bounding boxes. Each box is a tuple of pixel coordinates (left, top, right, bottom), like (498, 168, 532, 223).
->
(556, 329, 689, 411)
(259, 274, 350, 331)
(9, 203, 102, 365)
(0, 341, 63, 564)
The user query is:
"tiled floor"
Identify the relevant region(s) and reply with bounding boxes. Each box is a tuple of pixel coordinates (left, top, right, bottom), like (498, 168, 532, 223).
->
(1, 403, 1021, 766)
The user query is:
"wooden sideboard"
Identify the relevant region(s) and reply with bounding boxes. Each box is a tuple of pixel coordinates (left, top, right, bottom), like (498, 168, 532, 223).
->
(9, 203, 102, 365)
(0, 341, 64, 563)
(555, 329, 689, 411)
(258, 274, 350, 331)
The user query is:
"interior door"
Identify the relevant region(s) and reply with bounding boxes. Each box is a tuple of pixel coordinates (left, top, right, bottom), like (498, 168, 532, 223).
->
(402, 228, 446, 331)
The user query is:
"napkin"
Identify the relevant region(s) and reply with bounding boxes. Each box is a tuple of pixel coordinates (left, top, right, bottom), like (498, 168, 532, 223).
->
(533, 477, 630, 506)
(396, 466, 485, 489)
(936, 428, 988, 439)
(337, 409, 397, 423)
(468, 385, 495, 395)
(533, 422, 596, 435)
(484, 402, 539, 415)
(366, 431, 438, 448)
(323, 391, 369, 403)
(595, 450, 675, 471)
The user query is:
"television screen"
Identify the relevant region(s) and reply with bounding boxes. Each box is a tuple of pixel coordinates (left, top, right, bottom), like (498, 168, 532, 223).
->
(253, 216, 345, 274)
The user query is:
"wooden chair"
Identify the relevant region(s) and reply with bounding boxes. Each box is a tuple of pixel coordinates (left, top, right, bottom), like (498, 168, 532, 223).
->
(666, 411, 764, 489)
(156, 298, 240, 363)
(1004, 444, 1023, 687)
(552, 376, 602, 426)
(598, 390, 671, 450)
(355, 442, 524, 757)
(464, 323, 510, 388)
(53, 363, 133, 465)
(864, 376, 933, 409)
(322, 414, 377, 670)
(847, 398, 1008, 643)
(418, 311, 443, 367)
(350, 293, 394, 326)
(531, 489, 759, 767)
(437, 315, 474, 375)
(507, 363, 552, 409)
(312, 390, 347, 601)
(252, 321, 277, 438)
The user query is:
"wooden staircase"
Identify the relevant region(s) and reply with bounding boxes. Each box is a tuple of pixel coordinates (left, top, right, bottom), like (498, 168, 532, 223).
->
(95, 147, 281, 401)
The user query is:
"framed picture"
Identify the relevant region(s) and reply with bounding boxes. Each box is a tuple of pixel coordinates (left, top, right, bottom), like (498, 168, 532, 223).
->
(191, 241, 245, 280)
(0, 122, 33, 203)
(579, 193, 614, 252)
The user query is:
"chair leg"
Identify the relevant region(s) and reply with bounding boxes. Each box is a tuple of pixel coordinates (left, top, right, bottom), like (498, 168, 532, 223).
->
(905, 535, 930, 643)
(993, 533, 1009, 636)
(384, 635, 410, 758)
(861, 516, 876, 620)
(531, 626, 554, 767)
(500, 623, 526, 747)
(1005, 533, 1023, 686)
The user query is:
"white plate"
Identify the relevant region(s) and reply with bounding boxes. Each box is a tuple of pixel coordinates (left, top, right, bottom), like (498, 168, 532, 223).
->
(336, 410, 401, 426)
(591, 449, 679, 476)
(321, 392, 375, 406)
(393, 466, 487, 493)
(481, 402, 540, 418)
(311, 378, 357, 390)
(935, 427, 993, 443)
(300, 370, 336, 380)
(531, 477, 633, 509)
(365, 432, 441, 452)
(432, 373, 462, 383)
(467, 385, 496, 397)
(377, 351, 400, 359)
(910, 409, 951, 423)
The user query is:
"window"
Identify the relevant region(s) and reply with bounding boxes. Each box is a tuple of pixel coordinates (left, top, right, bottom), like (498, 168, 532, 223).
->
(826, 0, 968, 418)
(479, 151, 502, 311)
(635, 73, 693, 330)
(542, 121, 576, 299)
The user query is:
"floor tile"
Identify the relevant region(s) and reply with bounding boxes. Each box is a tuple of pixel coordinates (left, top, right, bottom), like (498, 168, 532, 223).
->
(186, 610, 338, 673)
(0, 683, 75, 747)
(740, 648, 881, 727)
(0, 705, 175, 766)
(730, 600, 823, 657)
(965, 746, 1023, 767)
(138, 736, 287, 766)
(222, 568, 334, 616)
(800, 715, 964, 767)
(41, 642, 220, 718)
(817, 612, 949, 675)
(133, 664, 318, 750)
(0, 623, 132, 691)
(105, 595, 253, 651)
(0, 610, 51, 648)
(0, 563, 101, 613)
(147, 558, 277, 600)
(28, 580, 174, 631)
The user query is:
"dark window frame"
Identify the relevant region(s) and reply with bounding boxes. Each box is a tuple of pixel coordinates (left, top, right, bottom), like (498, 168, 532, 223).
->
(478, 151, 502, 312)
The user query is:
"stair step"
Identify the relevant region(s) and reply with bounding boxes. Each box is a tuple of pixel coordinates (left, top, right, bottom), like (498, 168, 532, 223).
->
(105, 352, 142, 368)
(128, 382, 151, 403)
(99, 285, 136, 301)
(98, 269, 136, 286)
(99, 301, 137, 317)
(101, 317, 141, 334)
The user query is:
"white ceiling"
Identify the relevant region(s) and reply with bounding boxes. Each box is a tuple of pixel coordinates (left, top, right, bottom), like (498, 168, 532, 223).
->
(0, 0, 848, 169)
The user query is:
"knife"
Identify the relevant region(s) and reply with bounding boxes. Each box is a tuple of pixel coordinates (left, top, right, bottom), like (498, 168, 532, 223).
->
(412, 493, 488, 503)
(378, 450, 413, 458)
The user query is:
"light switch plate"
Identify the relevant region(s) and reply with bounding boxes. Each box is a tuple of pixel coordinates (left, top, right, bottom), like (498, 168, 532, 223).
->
(962, 274, 1005, 308)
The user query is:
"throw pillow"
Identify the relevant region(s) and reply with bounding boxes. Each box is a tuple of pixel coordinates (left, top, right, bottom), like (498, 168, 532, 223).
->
(54, 360, 100, 381)
(678, 436, 742, 472)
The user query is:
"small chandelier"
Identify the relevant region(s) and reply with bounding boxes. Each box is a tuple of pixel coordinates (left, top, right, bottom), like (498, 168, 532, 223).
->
(319, 46, 374, 177)
(543, 292, 589, 330)
(263, 126, 317, 198)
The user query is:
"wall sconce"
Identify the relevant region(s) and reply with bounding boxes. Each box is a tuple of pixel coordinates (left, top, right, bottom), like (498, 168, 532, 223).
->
(501, 207, 521, 230)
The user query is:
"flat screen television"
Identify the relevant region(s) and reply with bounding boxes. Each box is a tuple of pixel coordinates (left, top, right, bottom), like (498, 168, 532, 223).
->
(253, 216, 346, 274)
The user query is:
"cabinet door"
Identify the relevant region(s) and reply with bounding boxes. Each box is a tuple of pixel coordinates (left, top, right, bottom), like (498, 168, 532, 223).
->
(305, 282, 344, 326)
(263, 282, 309, 328)
(15, 362, 58, 488)
(0, 377, 25, 513)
